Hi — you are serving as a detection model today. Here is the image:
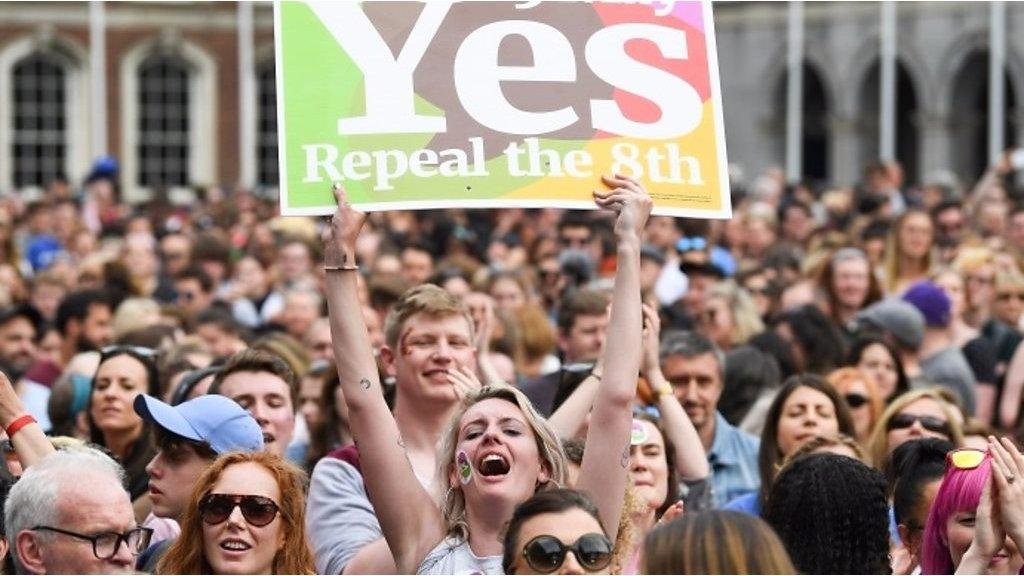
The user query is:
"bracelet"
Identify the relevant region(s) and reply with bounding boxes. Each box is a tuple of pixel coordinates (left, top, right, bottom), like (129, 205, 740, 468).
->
(324, 265, 360, 272)
(5, 414, 36, 440)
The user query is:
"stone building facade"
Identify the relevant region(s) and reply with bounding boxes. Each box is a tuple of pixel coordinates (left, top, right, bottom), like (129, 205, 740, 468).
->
(0, 1, 1021, 199)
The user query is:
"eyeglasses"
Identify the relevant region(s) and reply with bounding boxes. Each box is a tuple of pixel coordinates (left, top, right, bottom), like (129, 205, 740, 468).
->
(31, 526, 153, 559)
(948, 448, 986, 470)
(521, 533, 613, 574)
(886, 413, 950, 436)
(844, 393, 869, 409)
(199, 493, 280, 527)
(997, 292, 1024, 302)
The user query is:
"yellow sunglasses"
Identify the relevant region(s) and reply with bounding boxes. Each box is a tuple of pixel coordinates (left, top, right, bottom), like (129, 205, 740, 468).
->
(947, 448, 986, 470)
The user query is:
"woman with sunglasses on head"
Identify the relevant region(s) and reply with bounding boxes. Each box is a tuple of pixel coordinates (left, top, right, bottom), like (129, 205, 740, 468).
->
(502, 489, 614, 575)
(322, 177, 650, 574)
(158, 450, 314, 574)
(827, 367, 884, 444)
(920, 439, 1024, 575)
(695, 280, 763, 352)
(88, 344, 160, 522)
(866, 388, 965, 469)
(725, 374, 856, 516)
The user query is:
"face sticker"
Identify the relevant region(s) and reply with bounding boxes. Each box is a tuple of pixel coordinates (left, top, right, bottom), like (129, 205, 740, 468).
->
(457, 450, 473, 485)
(631, 419, 649, 446)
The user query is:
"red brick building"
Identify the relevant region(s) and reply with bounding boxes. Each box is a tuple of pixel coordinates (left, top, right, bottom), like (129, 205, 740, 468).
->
(0, 1, 276, 201)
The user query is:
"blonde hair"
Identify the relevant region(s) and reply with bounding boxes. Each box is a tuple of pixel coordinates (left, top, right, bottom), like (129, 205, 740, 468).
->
(112, 297, 162, 339)
(865, 389, 964, 468)
(384, 284, 474, 350)
(437, 385, 567, 541)
(951, 246, 995, 276)
(708, 280, 764, 347)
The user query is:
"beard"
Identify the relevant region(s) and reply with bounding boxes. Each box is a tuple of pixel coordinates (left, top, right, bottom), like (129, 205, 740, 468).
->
(76, 333, 100, 353)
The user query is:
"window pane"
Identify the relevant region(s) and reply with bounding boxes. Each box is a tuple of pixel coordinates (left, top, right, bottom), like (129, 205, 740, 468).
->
(257, 62, 278, 188)
(11, 53, 67, 188)
(138, 55, 191, 187)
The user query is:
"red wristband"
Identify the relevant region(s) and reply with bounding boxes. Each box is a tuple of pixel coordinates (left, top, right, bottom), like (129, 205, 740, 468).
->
(5, 414, 36, 440)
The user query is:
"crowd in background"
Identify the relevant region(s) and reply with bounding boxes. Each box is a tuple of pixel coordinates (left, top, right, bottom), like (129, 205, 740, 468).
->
(0, 151, 1023, 574)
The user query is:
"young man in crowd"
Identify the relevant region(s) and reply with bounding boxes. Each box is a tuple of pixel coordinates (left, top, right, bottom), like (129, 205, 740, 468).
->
(518, 288, 610, 416)
(209, 349, 297, 458)
(55, 289, 114, 365)
(132, 392, 264, 571)
(307, 284, 478, 573)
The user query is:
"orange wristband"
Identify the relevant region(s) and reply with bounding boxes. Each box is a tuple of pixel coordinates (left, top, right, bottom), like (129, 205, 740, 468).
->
(5, 414, 36, 440)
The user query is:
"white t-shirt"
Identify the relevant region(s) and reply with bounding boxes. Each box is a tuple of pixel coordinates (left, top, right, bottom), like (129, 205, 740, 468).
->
(418, 537, 503, 575)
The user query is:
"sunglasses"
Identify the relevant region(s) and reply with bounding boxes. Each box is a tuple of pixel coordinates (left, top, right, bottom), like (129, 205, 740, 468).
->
(100, 345, 157, 358)
(947, 448, 986, 470)
(676, 237, 708, 253)
(886, 413, 950, 436)
(199, 494, 280, 527)
(844, 393, 869, 409)
(521, 533, 613, 574)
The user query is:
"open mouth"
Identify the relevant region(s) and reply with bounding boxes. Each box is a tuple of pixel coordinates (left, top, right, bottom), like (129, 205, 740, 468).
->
(220, 539, 252, 552)
(478, 453, 511, 477)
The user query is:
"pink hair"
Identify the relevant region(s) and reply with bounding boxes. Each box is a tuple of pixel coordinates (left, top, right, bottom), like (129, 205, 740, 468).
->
(920, 455, 991, 574)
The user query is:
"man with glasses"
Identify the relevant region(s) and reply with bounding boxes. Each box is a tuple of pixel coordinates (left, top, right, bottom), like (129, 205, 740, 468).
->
(132, 392, 264, 571)
(659, 331, 759, 508)
(5, 446, 150, 574)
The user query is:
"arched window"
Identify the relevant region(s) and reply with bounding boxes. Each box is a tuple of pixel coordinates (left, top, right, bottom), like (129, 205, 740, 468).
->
(11, 53, 67, 188)
(137, 54, 190, 188)
(256, 61, 278, 188)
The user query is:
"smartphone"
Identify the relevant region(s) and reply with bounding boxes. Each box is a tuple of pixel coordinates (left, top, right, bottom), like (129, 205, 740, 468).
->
(1011, 149, 1024, 171)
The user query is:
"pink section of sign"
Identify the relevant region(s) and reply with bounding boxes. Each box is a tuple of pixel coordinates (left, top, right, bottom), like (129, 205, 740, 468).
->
(668, 1, 704, 32)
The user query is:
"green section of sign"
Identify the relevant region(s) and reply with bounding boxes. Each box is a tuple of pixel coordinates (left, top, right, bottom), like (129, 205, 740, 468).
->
(278, 1, 591, 207)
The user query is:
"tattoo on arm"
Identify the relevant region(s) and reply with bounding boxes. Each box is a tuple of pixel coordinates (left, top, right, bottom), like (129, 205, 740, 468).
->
(620, 445, 630, 469)
(360, 378, 371, 390)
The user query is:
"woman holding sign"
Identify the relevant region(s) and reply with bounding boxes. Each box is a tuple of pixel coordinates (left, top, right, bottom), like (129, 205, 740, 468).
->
(322, 175, 650, 574)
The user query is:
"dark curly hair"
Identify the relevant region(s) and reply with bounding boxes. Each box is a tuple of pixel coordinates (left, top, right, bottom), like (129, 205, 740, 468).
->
(765, 453, 890, 575)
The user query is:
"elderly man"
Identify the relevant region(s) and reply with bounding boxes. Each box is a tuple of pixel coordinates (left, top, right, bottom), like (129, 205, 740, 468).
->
(6, 447, 151, 574)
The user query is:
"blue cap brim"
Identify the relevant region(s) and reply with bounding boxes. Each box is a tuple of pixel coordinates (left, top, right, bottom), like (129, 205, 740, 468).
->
(133, 394, 202, 443)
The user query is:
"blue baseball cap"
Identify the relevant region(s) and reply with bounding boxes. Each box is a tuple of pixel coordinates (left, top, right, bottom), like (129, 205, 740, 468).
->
(133, 394, 263, 454)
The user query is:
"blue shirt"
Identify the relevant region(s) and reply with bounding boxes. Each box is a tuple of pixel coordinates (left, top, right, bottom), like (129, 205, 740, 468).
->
(724, 492, 761, 516)
(708, 412, 761, 508)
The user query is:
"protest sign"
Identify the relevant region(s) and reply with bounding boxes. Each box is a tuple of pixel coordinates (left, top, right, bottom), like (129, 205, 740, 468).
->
(275, 0, 730, 217)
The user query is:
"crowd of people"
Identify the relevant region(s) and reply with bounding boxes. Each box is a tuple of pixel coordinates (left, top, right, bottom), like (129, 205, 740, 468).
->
(0, 151, 1024, 574)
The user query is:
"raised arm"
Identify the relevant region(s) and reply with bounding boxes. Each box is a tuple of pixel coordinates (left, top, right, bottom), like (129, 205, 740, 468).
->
(640, 304, 710, 481)
(577, 174, 651, 539)
(999, 343, 1024, 429)
(0, 371, 54, 469)
(322, 184, 443, 573)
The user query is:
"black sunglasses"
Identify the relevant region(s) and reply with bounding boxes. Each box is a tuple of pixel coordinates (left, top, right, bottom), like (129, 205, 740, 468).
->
(886, 413, 950, 435)
(844, 393, 869, 409)
(199, 493, 280, 527)
(521, 533, 613, 574)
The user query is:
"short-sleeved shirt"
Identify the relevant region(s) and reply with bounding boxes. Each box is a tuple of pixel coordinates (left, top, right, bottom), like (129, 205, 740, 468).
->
(707, 412, 761, 508)
(417, 538, 503, 575)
